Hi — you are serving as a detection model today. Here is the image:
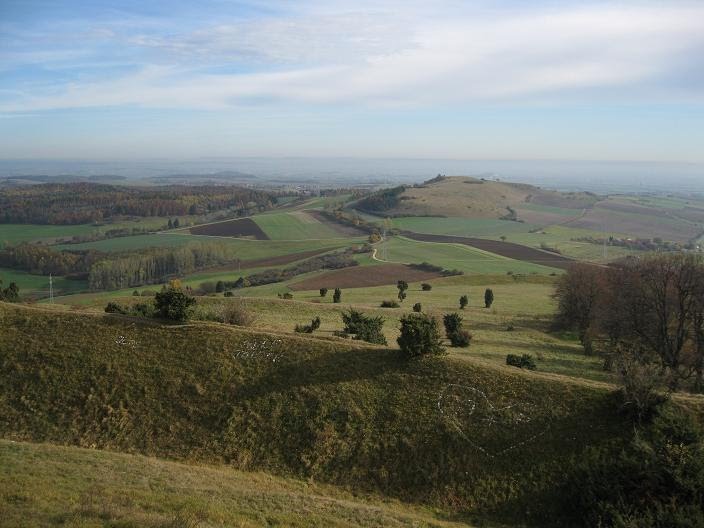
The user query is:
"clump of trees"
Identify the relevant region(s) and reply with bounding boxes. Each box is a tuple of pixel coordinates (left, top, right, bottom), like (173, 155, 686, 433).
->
(443, 313, 472, 348)
(0, 244, 104, 276)
(553, 255, 704, 393)
(0, 280, 20, 302)
(154, 282, 196, 322)
(340, 309, 386, 345)
(398, 313, 445, 357)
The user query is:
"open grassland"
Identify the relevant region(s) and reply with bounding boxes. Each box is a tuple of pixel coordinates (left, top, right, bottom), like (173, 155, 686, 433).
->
(377, 236, 560, 274)
(0, 440, 475, 528)
(0, 301, 629, 524)
(253, 211, 346, 240)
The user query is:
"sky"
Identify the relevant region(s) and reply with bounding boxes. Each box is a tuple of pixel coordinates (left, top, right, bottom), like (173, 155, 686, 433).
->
(1, 0, 703, 162)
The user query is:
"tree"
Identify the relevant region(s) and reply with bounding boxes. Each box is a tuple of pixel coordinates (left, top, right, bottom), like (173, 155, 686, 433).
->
(397, 280, 408, 301)
(443, 313, 463, 338)
(398, 290, 407, 302)
(333, 288, 342, 303)
(413, 302, 422, 312)
(398, 313, 444, 357)
(553, 263, 605, 347)
(173, 218, 180, 228)
(484, 288, 494, 308)
(216, 280, 225, 293)
(459, 295, 468, 309)
(167, 218, 173, 229)
(500, 235, 507, 242)
(319, 287, 328, 297)
(450, 329, 472, 347)
(154, 285, 196, 322)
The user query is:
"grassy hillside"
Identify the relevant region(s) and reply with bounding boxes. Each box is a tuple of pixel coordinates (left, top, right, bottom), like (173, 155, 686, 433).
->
(358, 177, 597, 219)
(0, 301, 629, 524)
(0, 440, 475, 528)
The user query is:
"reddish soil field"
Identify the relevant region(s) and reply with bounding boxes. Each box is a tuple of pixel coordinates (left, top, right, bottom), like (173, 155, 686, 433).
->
(189, 218, 269, 240)
(289, 264, 442, 290)
(305, 210, 369, 236)
(401, 231, 576, 270)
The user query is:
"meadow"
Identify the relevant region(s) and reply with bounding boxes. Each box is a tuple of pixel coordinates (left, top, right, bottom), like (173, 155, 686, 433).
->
(253, 211, 345, 240)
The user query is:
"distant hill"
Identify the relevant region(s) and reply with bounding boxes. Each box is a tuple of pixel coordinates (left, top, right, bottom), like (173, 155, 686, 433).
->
(356, 176, 599, 219)
(0, 301, 628, 523)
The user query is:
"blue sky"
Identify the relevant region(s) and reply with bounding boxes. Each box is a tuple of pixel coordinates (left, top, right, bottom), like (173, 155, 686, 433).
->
(1, 0, 703, 161)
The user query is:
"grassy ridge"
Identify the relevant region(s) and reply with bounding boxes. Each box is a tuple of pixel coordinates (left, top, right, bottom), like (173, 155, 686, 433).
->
(0, 301, 628, 522)
(0, 440, 475, 527)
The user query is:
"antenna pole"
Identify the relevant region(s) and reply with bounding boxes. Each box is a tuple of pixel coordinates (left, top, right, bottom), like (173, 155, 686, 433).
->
(49, 273, 54, 303)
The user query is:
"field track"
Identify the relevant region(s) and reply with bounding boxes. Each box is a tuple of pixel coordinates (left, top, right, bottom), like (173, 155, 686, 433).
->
(400, 231, 576, 270)
(289, 263, 442, 290)
(189, 218, 269, 240)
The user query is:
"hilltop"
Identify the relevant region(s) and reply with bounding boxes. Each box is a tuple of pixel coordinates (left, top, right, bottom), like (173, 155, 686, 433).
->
(0, 300, 630, 525)
(355, 176, 599, 220)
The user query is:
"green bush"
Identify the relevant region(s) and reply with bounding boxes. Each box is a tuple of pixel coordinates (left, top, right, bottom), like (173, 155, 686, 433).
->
(154, 287, 196, 322)
(413, 303, 422, 312)
(449, 329, 472, 347)
(421, 283, 432, 291)
(278, 292, 293, 300)
(381, 300, 400, 308)
(319, 288, 328, 297)
(506, 354, 536, 370)
(397, 313, 444, 358)
(443, 313, 463, 338)
(295, 316, 321, 334)
(333, 288, 342, 303)
(484, 288, 494, 308)
(104, 301, 127, 314)
(341, 309, 387, 345)
(223, 291, 234, 297)
(459, 295, 468, 309)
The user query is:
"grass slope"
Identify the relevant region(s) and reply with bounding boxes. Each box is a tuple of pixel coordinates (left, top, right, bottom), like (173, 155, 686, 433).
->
(0, 301, 628, 524)
(253, 211, 345, 240)
(0, 440, 474, 528)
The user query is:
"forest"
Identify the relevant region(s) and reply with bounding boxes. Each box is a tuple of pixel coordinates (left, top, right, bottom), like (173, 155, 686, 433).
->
(0, 183, 278, 224)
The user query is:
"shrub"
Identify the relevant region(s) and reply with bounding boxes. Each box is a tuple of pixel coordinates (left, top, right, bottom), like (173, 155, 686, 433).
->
(459, 295, 468, 309)
(398, 313, 444, 357)
(319, 287, 328, 297)
(421, 283, 432, 291)
(215, 280, 225, 293)
(220, 302, 255, 326)
(380, 300, 400, 308)
(341, 309, 387, 345)
(332, 330, 350, 339)
(295, 316, 321, 334)
(0, 280, 20, 302)
(132, 290, 140, 296)
(154, 286, 196, 322)
(131, 302, 154, 318)
(616, 349, 669, 422)
(398, 290, 407, 302)
(333, 288, 342, 303)
(104, 301, 127, 314)
(506, 354, 536, 370)
(449, 329, 472, 347)
(443, 313, 463, 338)
(278, 292, 293, 300)
(413, 302, 422, 312)
(484, 288, 494, 308)
(223, 291, 234, 297)
(199, 281, 217, 294)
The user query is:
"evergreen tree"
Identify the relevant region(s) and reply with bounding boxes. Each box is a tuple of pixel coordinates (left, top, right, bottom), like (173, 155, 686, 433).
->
(484, 288, 494, 308)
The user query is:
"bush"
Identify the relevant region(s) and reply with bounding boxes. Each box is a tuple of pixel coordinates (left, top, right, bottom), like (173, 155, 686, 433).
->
(319, 287, 328, 297)
(380, 300, 400, 308)
(398, 290, 407, 302)
(104, 301, 127, 314)
(413, 302, 422, 312)
(616, 349, 669, 422)
(449, 329, 472, 347)
(295, 316, 321, 334)
(220, 302, 255, 326)
(333, 288, 342, 303)
(443, 313, 463, 338)
(484, 288, 494, 308)
(506, 354, 536, 370)
(215, 280, 225, 293)
(154, 287, 196, 322)
(199, 281, 217, 294)
(421, 283, 432, 291)
(132, 290, 140, 296)
(131, 302, 154, 318)
(223, 291, 234, 297)
(398, 313, 444, 357)
(459, 295, 468, 309)
(341, 309, 387, 345)
(278, 292, 293, 300)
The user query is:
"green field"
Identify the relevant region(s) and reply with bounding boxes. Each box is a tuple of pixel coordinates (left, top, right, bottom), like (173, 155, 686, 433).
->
(377, 236, 558, 274)
(253, 211, 345, 240)
(390, 217, 537, 238)
(517, 203, 585, 216)
(0, 223, 101, 246)
(0, 267, 86, 297)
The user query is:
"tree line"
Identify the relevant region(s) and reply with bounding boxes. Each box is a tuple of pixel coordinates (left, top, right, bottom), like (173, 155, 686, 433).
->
(554, 254, 704, 392)
(0, 182, 277, 224)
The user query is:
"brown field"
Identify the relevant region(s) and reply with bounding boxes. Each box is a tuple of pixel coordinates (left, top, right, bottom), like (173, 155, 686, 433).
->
(305, 210, 369, 236)
(289, 263, 442, 290)
(189, 218, 269, 240)
(400, 231, 576, 270)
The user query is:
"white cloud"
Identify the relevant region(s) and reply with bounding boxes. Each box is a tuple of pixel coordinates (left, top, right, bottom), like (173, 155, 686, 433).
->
(3, 2, 704, 112)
